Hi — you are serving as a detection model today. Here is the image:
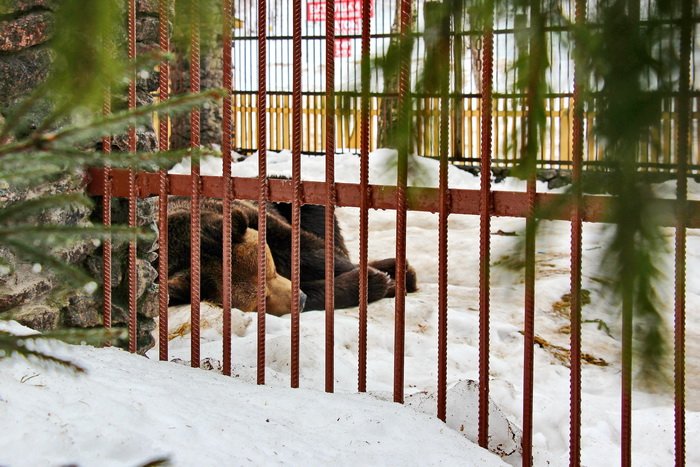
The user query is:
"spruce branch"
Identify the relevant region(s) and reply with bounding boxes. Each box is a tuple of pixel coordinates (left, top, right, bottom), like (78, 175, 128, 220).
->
(0, 331, 85, 374)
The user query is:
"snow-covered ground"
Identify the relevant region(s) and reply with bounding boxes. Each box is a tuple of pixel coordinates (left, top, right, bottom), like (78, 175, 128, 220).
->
(0, 322, 504, 467)
(1, 150, 698, 466)
(168, 150, 700, 466)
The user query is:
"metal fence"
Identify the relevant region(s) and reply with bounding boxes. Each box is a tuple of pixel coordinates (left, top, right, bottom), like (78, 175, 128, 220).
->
(229, 0, 700, 171)
(86, 1, 698, 466)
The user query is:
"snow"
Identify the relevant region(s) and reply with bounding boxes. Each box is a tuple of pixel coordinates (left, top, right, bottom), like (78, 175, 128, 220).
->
(169, 150, 700, 466)
(1, 149, 698, 466)
(0, 321, 504, 466)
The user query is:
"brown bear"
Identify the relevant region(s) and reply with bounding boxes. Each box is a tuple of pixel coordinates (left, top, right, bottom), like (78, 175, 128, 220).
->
(166, 197, 418, 315)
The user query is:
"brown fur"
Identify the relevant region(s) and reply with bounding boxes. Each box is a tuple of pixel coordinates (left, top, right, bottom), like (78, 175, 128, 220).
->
(166, 197, 418, 313)
(166, 198, 294, 316)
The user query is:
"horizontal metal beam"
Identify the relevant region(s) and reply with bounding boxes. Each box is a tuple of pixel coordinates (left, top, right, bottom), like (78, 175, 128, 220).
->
(86, 168, 700, 228)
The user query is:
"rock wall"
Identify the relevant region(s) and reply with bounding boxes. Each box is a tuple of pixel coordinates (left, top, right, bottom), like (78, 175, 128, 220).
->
(0, 0, 166, 353)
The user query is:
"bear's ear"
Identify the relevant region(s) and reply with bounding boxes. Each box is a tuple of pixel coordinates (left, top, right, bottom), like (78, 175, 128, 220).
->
(230, 207, 249, 243)
(200, 208, 249, 254)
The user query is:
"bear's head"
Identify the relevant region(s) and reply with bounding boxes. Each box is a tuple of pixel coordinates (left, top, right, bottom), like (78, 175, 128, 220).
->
(226, 226, 298, 316)
(167, 199, 301, 315)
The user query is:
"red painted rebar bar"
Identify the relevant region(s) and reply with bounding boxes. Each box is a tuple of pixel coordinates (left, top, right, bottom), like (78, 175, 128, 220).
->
(674, 0, 692, 464)
(522, 3, 542, 462)
(257, 0, 268, 386)
(127, 0, 138, 354)
(357, 0, 371, 395)
(433, 0, 452, 423)
(522, 175, 536, 467)
(190, 0, 202, 369)
(222, 0, 234, 377)
(393, 0, 412, 405)
(436, 45, 449, 423)
(621, 286, 633, 466)
(478, 12, 494, 447)
(291, 0, 303, 389)
(324, 0, 336, 394)
(569, 1, 586, 465)
(102, 91, 112, 335)
(157, 0, 170, 363)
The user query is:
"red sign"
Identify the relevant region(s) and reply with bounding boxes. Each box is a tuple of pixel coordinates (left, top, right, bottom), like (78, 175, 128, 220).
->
(307, 0, 374, 22)
(307, 0, 374, 58)
(335, 39, 352, 58)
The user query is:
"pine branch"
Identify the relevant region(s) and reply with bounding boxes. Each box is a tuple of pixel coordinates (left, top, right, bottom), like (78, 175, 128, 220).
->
(0, 90, 226, 158)
(0, 331, 85, 374)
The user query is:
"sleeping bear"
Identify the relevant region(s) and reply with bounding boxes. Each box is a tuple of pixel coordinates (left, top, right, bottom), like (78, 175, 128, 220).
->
(166, 197, 418, 315)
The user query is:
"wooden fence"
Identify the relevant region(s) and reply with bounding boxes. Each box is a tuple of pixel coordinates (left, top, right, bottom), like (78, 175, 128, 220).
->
(232, 93, 700, 171)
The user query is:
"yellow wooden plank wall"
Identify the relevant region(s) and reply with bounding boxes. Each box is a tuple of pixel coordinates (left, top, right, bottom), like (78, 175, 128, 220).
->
(231, 94, 700, 170)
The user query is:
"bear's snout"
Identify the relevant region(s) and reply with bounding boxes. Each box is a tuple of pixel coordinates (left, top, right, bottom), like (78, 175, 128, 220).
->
(299, 290, 308, 312)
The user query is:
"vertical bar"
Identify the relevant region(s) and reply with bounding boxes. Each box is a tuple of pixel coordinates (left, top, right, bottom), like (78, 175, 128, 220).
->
(620, 0, 640, 458)
(452, 6, 463, 160)
(478, 8, 494, 448)
(190, 0, 202, 369)
(674, 0, 692, 464)
(222, 0, 234, 377)
(393, 0, 412, 405)
(522, 2, 541, 463)
(569, 1, 586, 464)
(325, 0, 336, 394)
(127, 0, 138, 354)
(620, 7, 638, 464)
(522, 176, 536, 467)
(158, 0, 170, 362)
(291, 0, 303, 388)
(358, 0, 371, 393)
(102, 91, 112, 336)
(621, 275, 632, 467)
(437, 28, 450, 423)
(257, 0, 268, 386)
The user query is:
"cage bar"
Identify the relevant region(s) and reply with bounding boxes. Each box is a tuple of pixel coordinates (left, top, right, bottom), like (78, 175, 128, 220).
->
(257, 0, 269, 386)
(569, 1, 586, 464)
(674, 0, 692, 464)
(357, 0, 372, 394)
(478, 9, 494, 448)
(291, 0, 303, 389)
(102, 91, 112, 335)
(87, 170, 700, 228)
(222, 0, 234, 377)
(157, 0, 170, 363)
(324, 0, 336, 394)
(393, 0, 412, 405)
(433, 0, 452, 423)
(127, 0, 138, 354)
(190, 0, 202, 369)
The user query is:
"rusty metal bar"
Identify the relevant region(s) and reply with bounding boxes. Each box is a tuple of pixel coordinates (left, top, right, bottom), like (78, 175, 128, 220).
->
(158, 0, 170, 362)
(521, 2, 542, 462)
(621, 281, 632, 466)
(87, 170, 700, 228)
(257, 0, 268, 385)
(569, 0, 586, 464)
(393, 0, 412, 406)
(291, 0, 302, 389)
(324, 0, 336, 394)
(675, 0, 692, 464)
(127, 0, 138, 354)
(190, 0, 202, 369)
(222, 0, 233, 377)
(357, 0, 371, 395)
(102, 91, 112, 335)
(436, 0, 451, 423)
(478, 10, 494, 447)
(522, 175, 536, 467)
